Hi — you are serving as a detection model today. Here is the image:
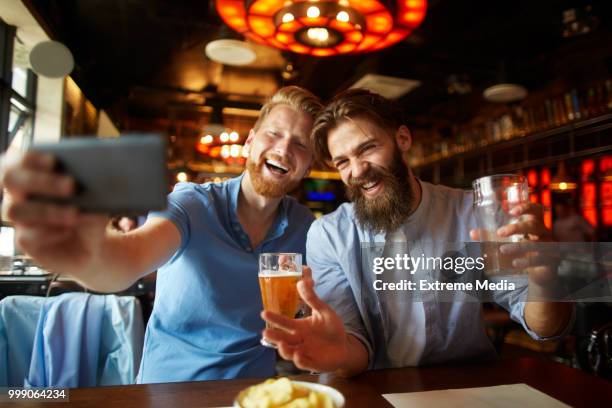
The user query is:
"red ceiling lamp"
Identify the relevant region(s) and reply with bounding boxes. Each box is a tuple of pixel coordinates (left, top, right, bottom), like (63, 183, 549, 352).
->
(215, 0, 427, 57)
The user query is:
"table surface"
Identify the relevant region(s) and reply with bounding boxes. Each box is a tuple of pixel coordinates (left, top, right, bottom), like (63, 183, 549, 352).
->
(41, 358, 612, 408)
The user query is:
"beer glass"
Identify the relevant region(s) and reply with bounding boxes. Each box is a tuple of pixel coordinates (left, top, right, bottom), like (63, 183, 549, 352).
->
(473, 174, 529, 275)
(258, 253, 302, 348)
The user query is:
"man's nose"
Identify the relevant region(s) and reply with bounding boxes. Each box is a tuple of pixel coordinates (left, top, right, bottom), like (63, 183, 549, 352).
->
(273, 137, 291, 158)
(350, 159, 369, 180)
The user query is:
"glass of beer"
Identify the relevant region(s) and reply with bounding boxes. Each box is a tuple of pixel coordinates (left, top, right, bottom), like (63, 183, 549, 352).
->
(473, 174, 529, 275)
(258, 253, 302, 348)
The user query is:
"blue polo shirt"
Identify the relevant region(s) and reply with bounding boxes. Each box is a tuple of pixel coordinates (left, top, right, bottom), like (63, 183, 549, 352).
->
(137, 174, 314, 383)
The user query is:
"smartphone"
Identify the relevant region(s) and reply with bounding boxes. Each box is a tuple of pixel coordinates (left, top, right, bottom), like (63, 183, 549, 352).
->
(30, 134, 168, 214)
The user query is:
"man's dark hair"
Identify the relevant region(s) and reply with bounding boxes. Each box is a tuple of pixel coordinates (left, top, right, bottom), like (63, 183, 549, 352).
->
(311, 88, 405, 164)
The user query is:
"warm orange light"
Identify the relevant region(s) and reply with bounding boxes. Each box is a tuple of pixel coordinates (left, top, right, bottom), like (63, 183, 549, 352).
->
(543, 210, 552, 230)
(335, 42, 357, 53)
(345, 30, 364, 43)
(350, 0, 385, 14)
(196, 144, 210, 155)
(405, 0, 426, 8)
(369, 29, 409, 50)
(216, 0, 427, 56)
(527, 169, 538, 187)
(402, 10, 425, 25)
(367, 12, 393, 34)
(581, 159, 595, 178)
(249, 0, 283, 16)
(298, 17, 329, 27)
(228, 17, 248, 31)
(355, 34, 382, 52)
(582, 183, 596, 207)
(602, 207, 612, 227)
(248, 15, 275, 37)
(600, 156, 612, 172)
(288, 43, 311, 53)
(541, 189, 551, 207)
(279, 20, 303, 33)
(582, 209, 598, 227)
(601, 181, 612, 206)
(329, 19, 355, 32)
(311, 48, 336, 57)
(209, 146, 222, 158)
(276, 32, 293, 43)
(267, 37, 288, 49)
(540, 168, 551, 186)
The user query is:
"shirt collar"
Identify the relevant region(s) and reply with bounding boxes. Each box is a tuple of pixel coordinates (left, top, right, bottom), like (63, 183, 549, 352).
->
(228, 172, 290, 245)
(228, 172, 245, 219)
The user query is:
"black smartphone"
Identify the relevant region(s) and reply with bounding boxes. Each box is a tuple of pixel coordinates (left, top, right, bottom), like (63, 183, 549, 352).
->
(30, 134, 168, 214)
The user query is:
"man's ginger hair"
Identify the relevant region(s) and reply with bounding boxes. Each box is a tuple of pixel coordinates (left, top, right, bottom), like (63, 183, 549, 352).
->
(253, 86, 322, 131)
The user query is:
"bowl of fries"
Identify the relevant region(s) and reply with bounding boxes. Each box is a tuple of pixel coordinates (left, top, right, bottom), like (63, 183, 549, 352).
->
(235, 377, 345, 408)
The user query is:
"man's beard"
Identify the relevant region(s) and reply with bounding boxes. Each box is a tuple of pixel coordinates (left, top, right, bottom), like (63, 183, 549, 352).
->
(246, 154, 299, 198)
(346, 148, 414, 233)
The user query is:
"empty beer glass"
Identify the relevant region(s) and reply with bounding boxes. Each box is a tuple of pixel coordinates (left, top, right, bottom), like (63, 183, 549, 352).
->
(473, 174, 529, 275)
(258, 253, 302, 348)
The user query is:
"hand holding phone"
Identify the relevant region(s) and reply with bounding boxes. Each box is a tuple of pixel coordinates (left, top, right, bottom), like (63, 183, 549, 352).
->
(29, 134, 167, 214)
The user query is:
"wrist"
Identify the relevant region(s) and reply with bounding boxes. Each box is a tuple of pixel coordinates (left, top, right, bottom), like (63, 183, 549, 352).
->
(335, 334, 367, 377)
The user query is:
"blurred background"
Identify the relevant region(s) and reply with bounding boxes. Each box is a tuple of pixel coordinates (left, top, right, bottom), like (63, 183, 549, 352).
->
(1, 0, 611, 380)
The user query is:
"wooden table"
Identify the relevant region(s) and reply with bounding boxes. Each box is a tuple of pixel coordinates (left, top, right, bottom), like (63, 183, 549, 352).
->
(40, 358, 611, 407)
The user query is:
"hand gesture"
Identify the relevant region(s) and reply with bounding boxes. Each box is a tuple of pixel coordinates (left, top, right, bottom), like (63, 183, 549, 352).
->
(261, 266, 351, 373)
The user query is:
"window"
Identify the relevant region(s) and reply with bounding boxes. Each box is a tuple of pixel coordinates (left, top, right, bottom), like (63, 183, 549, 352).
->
(0, 19, 37, 153)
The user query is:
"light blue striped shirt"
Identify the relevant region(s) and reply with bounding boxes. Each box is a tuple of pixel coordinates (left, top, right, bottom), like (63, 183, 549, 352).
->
(307, 180, 568, 368)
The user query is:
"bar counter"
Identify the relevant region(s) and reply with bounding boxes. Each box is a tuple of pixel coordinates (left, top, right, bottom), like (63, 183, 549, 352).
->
(38, 358, 612, 407)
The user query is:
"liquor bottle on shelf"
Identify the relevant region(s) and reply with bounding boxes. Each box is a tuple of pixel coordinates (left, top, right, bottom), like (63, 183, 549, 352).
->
(571, 89, 581, 120)
(580, 88, 590, 118)
(587, 87, 597, 116)
(594, 83, 605, 114)
(512, 106, 527, 137)
(606, 80, 612, 110)
(545, 99, 554, 128)
(564, 93, 575, 121)
(500, 114, 514, 140)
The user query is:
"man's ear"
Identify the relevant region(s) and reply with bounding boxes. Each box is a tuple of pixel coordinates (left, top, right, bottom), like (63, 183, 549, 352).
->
(395, 125, 412, 153)
(303, 159, 313, 179)
(243, 129, 255, 156)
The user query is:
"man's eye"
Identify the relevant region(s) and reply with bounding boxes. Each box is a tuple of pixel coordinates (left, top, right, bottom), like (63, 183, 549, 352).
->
(362, 144, 375, 152)
(335, 160, 348, 169)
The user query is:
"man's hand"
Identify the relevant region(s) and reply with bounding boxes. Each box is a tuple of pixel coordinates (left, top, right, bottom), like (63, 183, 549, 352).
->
(0, 150, 109, 274)
(261, 266, 368, 375)
(471, 202, 573, 337)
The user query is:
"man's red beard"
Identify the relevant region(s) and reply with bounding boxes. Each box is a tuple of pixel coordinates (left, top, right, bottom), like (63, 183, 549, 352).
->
(345, 147, 414, 233)
(246, 154, 300, 198)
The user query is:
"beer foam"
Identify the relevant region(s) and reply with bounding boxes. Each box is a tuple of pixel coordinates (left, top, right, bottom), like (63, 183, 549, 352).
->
(258, 269, 301, 277)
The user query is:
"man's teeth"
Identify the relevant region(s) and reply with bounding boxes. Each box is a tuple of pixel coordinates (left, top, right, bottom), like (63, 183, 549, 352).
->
(265, 159, 289, 173)
(362, 181, 378, 190)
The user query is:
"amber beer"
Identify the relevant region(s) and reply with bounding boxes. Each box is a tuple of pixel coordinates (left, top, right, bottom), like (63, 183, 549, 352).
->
(258, 272, 301, 319)
(259, 253, 302, 348)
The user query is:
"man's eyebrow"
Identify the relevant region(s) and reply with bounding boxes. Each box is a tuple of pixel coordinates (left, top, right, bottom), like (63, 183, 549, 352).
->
(331, 138, 376, 163)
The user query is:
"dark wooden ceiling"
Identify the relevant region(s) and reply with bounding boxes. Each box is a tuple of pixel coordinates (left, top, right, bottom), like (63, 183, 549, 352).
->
(23, 0, 612, 138)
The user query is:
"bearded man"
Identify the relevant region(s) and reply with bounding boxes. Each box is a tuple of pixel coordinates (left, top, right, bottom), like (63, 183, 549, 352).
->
(0, 86, 322, 382)
(261, 89, 574, 376)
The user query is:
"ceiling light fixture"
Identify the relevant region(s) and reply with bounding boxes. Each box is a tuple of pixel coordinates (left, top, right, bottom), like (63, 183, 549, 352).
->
(215, 0, 427, 57)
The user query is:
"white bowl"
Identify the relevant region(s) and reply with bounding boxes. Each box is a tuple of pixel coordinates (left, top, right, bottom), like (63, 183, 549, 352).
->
(234, 380, 345, 408)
